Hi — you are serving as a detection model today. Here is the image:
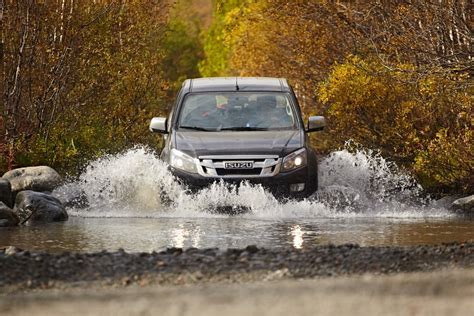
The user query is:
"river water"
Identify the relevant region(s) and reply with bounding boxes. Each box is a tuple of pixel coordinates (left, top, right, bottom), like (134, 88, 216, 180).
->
(1, 147, 472, 253)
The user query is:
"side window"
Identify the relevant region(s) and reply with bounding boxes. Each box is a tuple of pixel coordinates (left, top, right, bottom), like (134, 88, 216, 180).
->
(275, 95, 295, 125)
(168, 90, 182, 131)
(167, 111, 173, 132)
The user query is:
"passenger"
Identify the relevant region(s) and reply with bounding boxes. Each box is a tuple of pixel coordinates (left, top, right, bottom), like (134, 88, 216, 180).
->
(247, 95, 289, 128)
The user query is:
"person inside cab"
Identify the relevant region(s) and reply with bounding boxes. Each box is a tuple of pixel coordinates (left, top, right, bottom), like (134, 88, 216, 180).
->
(247, 95, 294, 128)
(181, 95, 227, 129)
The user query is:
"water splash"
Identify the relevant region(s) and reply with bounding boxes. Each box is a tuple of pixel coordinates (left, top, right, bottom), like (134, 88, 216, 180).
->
(53, 146, 451, 218)
(317, 147, 426, 211)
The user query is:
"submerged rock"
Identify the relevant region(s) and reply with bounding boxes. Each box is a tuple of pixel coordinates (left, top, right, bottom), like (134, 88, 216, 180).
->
(210, 204, 250, 215)
(434, 195, 463, 209)
(452, 195, 474, 213)
(0, 201, 19, 227)
(14, 191, 68, 224)
(3, 166, 62, 194)
(0, 179, 13, 208)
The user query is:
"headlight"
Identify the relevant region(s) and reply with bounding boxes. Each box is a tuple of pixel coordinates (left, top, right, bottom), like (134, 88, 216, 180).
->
(282, 148, 307, 172)
(170, 149, 198, 174)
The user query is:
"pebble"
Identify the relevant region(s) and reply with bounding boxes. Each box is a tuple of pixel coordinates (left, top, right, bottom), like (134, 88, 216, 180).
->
(4, 246, 19, 256)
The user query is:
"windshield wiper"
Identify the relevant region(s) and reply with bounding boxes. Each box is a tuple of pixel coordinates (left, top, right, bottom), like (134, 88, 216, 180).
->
(219, 126, 270, 131)
(179, 126, 213, 131)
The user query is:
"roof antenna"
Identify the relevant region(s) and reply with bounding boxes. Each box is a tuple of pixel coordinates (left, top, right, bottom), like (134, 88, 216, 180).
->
(235, 77, 240, 91)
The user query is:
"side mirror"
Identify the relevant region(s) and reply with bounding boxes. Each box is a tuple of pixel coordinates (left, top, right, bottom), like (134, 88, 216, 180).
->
(149, 117, 168, 133)
(307, 116, 326, 132)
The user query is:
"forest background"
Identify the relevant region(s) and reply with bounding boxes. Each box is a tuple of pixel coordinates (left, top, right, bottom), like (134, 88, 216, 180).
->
(1, 0, 472, 194)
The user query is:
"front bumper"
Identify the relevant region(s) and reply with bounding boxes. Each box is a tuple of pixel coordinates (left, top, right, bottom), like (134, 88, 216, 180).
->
(171, 166, 315, 198)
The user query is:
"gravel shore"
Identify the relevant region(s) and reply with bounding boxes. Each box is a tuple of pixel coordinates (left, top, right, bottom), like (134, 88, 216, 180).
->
(2, 269, 474, 316)
(1, 242, 473, 293)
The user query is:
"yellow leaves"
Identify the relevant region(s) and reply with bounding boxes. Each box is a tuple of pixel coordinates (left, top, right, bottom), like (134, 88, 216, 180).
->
(419, 77, 437, 95)
(317, 82, 330, 104)
(414, 127, 473, 191)
(319, 57, 388, 115)
(224, 8, 242, 25)
(400, 100, 417, 116)
(316, 55, 473, 191)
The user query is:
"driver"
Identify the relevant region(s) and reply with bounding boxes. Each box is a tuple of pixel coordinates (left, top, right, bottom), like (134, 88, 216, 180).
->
(183, 95, 227, 128)
(247, 95, 293, 128)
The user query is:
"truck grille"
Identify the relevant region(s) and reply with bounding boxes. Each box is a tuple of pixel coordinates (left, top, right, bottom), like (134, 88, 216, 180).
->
(197, 155, 281, 178)
(216, 168, 262, 176)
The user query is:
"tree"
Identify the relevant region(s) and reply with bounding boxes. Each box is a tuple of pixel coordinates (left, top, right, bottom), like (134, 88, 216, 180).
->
(1, 0, 172, 173)
(2, 0, 77, 169)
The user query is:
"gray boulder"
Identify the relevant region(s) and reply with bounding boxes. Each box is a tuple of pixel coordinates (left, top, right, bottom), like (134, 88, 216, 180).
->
(14, 191, 68, 224)
(433, 195, 462, 209)
(452, 195, 474, 213)
(3, 166, 62, 194)
(0, 201, 19, 227)
(0, 178, 13, 208)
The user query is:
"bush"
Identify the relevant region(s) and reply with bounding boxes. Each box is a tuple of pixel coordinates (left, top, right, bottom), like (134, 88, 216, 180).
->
(318, 56, 473, 193)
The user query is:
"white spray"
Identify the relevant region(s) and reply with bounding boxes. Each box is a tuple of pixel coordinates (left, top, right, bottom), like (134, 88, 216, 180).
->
(53, 145, 451, 218)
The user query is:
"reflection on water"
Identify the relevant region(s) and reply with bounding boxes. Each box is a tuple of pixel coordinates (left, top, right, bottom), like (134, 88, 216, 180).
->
(171, 224, 202, 248)
(172, 224, 187, 248)
(0, 217, 473, 253)
(290, 225, 304, 249)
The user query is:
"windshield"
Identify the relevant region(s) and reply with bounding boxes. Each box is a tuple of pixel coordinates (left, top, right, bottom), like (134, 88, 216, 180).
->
(178, 92, 298, 131)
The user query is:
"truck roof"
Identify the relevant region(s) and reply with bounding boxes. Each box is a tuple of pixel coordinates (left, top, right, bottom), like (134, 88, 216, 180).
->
(183, 77, 291, 93)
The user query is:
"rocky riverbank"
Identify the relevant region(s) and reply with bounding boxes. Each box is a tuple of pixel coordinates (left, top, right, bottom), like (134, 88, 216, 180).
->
(0, 166, 67, 227)
(1, 242, 473, 293)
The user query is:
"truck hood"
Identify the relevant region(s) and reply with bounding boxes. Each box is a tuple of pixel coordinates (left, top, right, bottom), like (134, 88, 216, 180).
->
(174, 130, 303, 157)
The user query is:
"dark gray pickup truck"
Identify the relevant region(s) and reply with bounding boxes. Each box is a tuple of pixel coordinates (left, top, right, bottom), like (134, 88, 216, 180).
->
(150, 77, 325, 198)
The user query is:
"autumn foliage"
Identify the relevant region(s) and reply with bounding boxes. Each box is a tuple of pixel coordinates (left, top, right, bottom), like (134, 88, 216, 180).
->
(1, 0, 203, 173)
(2, 0, 171, 171)
(2, 0, 472, 193)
